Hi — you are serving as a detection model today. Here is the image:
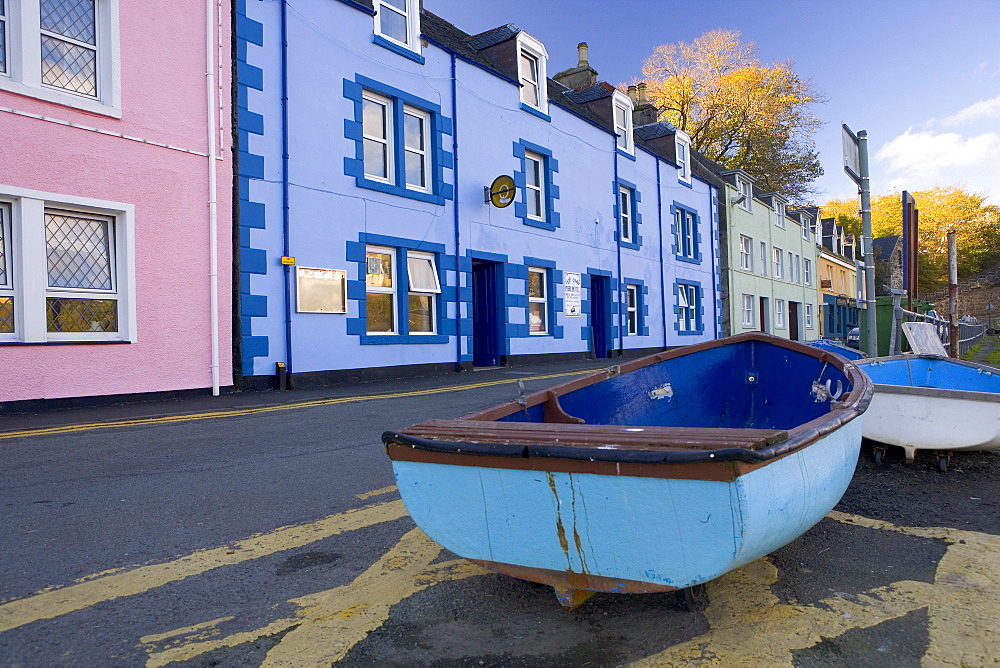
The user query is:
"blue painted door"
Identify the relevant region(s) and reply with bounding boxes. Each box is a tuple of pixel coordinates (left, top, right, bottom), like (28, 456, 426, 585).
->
(472, 260, 502, 367)
(590, 274, 611, 359)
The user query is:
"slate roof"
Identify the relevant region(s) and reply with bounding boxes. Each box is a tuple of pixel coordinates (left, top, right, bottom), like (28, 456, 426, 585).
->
(633, 122, 675, 141)
(466, 24, 521, 50)
(872, 235, 900, 258)
(562, 82, 615, 104)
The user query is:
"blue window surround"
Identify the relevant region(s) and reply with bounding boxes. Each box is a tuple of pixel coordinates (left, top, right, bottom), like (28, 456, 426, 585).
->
(614, 178, 643, 250)
(372, 34, 426, 64)
(523, 256, 564, 339)
(674, 279, 704, 336)
(670, 201, 702, 265)
(520, 103, 551, 122)
(622, 278, 650, 337)
(344, 75, 454, 205)
(581, 268, 618, 348)
(346, 234, 456, 345)
(513, 139, 560, 231)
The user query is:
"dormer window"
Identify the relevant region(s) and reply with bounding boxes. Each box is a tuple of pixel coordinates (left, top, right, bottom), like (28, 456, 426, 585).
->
(774, 201, 786, 228)
(374, 0, 420, 55)
(737, 177, 752, 212)
(517, 32, 548, 115)
(675, 131, 691, 183)
(612, 91, 633, 155)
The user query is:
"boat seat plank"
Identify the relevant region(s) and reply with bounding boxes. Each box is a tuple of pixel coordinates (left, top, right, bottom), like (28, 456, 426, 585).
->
(401, 420, 789, 451)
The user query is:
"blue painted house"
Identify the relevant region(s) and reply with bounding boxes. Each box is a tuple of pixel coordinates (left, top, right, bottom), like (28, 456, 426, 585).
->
(235, 0, 721, 388)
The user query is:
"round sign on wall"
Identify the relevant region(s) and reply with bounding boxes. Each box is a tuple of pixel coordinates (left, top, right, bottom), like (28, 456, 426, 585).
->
(488, 175, 516, 208)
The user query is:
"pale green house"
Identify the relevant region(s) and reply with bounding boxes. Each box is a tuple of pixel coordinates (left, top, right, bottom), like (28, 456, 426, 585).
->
(714, 169, 820, 340)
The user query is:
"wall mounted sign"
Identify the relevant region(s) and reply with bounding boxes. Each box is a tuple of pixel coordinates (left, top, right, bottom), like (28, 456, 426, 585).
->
(563, 272, 582, 316)
(296, 267, 347, 313)
(485, 175, 516, 208)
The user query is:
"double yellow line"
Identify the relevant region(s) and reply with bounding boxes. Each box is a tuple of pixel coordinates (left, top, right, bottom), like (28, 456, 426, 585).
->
(0, 369, 593, 441)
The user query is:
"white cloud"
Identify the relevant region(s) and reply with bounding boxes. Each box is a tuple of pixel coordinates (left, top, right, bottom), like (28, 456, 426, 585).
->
(874, 129, 1000, 201)
(941, 96, 1000, 126)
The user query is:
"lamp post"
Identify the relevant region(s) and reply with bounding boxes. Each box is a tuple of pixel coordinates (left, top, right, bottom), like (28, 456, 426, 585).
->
(842, 124, 877, 357)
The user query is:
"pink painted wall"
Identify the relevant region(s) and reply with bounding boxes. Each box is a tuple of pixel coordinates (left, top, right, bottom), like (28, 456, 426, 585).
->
(0, 1, 234, 402)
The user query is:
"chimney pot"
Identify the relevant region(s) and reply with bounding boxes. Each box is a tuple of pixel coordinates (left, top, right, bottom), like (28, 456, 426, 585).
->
(627, 85, 638, 105)
(577, 42, 589, 68)
(637, 82, 648, 105)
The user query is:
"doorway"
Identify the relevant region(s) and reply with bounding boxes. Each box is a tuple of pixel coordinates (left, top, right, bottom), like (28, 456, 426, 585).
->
(589, 274, 612, 358)
(471, 260, 503, 367)
(759, 296, 770, 334)
(789, 301, 801, 341)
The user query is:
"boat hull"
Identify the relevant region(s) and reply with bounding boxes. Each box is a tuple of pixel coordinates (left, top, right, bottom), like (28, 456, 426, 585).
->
(391, 417, 863, 592)
(859, 356, 1000, 457)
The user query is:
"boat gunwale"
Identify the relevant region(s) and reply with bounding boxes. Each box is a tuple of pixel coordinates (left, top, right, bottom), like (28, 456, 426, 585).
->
(858, 354, 1000, 403)
(384, 333, 873, 467)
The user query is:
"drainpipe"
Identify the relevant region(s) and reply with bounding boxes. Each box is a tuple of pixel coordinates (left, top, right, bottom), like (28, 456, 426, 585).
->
(613, 139, 623, 356)
(451, 53, 461, 369)
(205, 0, 220, 395)
(656, 159, 666, 350)
(280, 0, 293, 381)
(709, 186, 719, 339)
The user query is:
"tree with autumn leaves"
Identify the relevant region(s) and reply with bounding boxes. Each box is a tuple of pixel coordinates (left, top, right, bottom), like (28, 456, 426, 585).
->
(822, 187, 1000, 292)
(640, 29, 824, 203)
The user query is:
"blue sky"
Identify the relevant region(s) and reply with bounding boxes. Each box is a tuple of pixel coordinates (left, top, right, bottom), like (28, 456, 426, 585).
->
(428, 0, 1000, 205)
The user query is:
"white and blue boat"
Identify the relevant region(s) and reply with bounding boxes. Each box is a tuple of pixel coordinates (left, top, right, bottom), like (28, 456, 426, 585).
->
(857, 355, 1000, 469)
(384, 333, 873, 608)
(807, 339, 867, 361)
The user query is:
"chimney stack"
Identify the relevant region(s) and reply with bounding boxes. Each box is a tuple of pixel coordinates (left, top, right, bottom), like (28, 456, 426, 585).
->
(631, 81, 658, 126)
(552, 41, 599, 89)
(577, 42, 589, 68)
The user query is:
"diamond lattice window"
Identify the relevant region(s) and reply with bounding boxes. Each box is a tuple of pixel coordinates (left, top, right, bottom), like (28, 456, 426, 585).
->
(46, 212, 113, 290)
(46, 297, 117, 332)
(40, 0, 97, 97)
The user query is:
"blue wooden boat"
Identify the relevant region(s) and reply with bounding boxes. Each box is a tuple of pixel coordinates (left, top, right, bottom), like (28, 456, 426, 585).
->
(856, 355, 1000, 469)
(384, 333, 873, 608)
(806, 339, 867, 361)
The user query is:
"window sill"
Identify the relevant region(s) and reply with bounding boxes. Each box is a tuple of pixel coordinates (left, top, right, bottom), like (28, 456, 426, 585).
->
(677, 178, 693, 189)
(675, 254, 700, 264)
(519, 103, 551, 122)
(371, 35, 425, 64)
(354, 175, 446, 205)
(359, 333, 448, 345)
(0, 79, 122, 118)
(0, 339, 131, 346)
(616, 147, 636, 161)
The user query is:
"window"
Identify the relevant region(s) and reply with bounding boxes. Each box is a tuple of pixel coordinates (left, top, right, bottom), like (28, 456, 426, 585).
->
(804, 258, 812, 286)
(675, 206, 698, 260)
(772, 247, 783, 279)
(347, 76, 451, 205)
(737, 178, 752, 211)
(613, 91, 633, 154)
(759, 241, 767, 276)
(774, 201, 786, 228)
(524, 151, 545, 221)
(676, 282, 701, 334)
(0, 0, 120, 114)
(517, 32, 548, 114)
(802, 219, 811, 240)
(805, 303, 814, 329)
(775, 299, 786, 329)
(795, 255, 802, 284)
(739, 235, 752, 271)
(619, 185, 633, 243)
(741, 294, 754, 328)
(626, 284, 638, 335)
(676, 132, 691, 183)
(528, 266, 547, 334)
(0, 188, 134, 342)
(840, 270, 848, 294)
(365, 246, 396, 334)
(374, 0, 420, 53)
(406, 251, 440, 334)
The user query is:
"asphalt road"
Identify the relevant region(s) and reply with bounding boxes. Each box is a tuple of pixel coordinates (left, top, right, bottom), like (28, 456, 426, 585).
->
(2, 356, 999, 666)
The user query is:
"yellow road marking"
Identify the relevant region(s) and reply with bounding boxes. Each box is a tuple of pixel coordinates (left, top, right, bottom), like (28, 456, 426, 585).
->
(356, 485, 397, 500)
(140, 617, 234, 644)
(0, 369, 592, 441)
(143, 528, 489, 667)
(0, 499, 407, 634)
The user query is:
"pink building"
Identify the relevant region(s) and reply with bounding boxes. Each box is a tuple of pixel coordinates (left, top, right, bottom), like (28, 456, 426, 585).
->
(0, 0, 233, 404)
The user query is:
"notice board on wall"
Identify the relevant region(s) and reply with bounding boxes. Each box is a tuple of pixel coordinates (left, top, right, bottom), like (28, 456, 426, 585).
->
(296, 267, 347, 313)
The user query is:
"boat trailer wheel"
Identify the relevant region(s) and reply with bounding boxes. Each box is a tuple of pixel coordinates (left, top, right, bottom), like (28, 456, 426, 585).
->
(681, 583, 709, 611)
(937, 451, 952, 472)
(872, 446, 886, 464)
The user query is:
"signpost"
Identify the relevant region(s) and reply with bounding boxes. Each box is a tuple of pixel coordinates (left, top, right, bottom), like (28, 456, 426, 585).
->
(843, 124, 877, 357)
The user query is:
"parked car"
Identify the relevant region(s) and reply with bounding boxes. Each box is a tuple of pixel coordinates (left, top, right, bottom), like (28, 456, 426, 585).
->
(847, 325, 860, 349)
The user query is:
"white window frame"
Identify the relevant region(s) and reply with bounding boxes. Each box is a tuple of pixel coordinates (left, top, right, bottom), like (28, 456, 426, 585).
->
(516, 32, 548, 114)
(804, 258, 812, 286)
(524, 150, 546, 222)
(805, 303, 814, 329)
(365, 245, 397, 335)
(626, 284, 638, 335)
(677, 208, 696, 259)
(802, 218, 811, 240)
(402, 104, 431, 193)
(527, 266, 548, 335)
(759, 241, 767, 276)
(0, 0, 121, 116)
(0, 201, 14, 336)
(737, 178, 752, 211)
(676, 131, 691, 183)
(619, 185, 633, 243)
(677, 283, 698, 332)
(739, 235, 752, 271)
(612, 90, 633, 154)
(406, 250, 439, 335)
(774, 200, 786, 228)
(362, 90, 394, 184)
(0, 185, 135, 343)
(374, 0, 420, 54)
(741, 294, 754, 328)
(795, 254, 802, 284)
(772, 247, 784, 279)
(774, 299, 786, 329)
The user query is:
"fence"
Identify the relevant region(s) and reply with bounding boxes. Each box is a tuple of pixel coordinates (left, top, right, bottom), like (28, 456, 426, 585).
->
(889, 303, 987, 357)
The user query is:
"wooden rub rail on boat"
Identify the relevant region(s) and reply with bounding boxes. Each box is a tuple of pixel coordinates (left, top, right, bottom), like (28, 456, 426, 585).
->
(383, 333, 874, 609)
